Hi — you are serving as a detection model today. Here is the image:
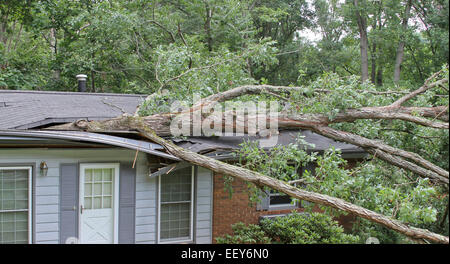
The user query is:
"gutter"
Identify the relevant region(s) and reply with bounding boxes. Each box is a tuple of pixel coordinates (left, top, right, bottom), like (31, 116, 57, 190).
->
(0, 130, 180, 161)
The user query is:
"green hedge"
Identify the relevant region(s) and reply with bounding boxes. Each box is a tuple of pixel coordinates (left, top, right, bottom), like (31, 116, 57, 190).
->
(216, 212, 359, 244)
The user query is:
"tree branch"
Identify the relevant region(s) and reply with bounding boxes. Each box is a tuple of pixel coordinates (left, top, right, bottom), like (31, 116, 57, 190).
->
(123, 118, 447, 244)
(390, 67, 448, 108)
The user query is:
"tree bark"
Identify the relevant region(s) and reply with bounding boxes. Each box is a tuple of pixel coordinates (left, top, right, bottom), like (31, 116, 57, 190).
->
(204, 2, 213, 52)
(125, 117, 449, 244)
(46, 71, 450, 243)
(371, 42, 377, 84)
(354, 0, 369, 82)
(393, 0, 413, 83)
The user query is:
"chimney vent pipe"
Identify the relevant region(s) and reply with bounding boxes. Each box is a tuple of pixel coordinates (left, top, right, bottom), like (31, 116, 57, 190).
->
(76, 74, 87, 92)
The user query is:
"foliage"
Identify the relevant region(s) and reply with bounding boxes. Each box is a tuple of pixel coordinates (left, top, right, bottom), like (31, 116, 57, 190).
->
(2, 0, 448, 92)
(234, 125, 447, 242)
(215, 222, 272, 244)
(231, 135, 316, 205)
(260, 212, 359, 244)
(1, 0, 448, 244)
(216, 212, 359, 244)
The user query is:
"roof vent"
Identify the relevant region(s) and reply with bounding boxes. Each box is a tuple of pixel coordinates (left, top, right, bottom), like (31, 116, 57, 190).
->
(76, 74, 87, 93)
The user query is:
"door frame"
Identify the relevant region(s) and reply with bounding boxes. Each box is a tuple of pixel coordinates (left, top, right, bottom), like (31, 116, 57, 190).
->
(78, 163, 120, 244)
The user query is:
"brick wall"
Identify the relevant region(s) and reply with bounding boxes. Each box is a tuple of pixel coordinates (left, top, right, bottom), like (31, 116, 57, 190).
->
(212, 158, 363, 242)
(212, 172, 308, 242)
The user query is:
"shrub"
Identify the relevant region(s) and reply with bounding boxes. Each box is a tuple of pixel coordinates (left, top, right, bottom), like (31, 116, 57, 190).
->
(216, 212, 359, 244)
(260, 212, 359, 244)
(215, 222, 272, 244)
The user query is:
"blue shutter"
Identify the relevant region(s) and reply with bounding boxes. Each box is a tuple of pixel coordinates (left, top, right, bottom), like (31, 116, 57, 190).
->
(256, 192, 270, 211)
(59, 163, 79, 244)
(119, 162, 136, 244)
(300, 162, 316, 207)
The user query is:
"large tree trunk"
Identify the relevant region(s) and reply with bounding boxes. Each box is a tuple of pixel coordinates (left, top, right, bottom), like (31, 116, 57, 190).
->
(393, 0, 413, 83)
(52, 114, 447, 243)
(47, 70, 450, 243)
(91, 116, 448, 243)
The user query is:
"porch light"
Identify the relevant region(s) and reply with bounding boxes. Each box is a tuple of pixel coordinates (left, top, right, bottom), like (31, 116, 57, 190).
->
(40, 161, 48, 177)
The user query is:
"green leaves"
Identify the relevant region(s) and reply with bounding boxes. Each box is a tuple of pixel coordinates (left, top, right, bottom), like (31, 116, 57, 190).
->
(216, 212, 359, 244)
(215, 222, 272, 244)
(234, 116, 444, 242)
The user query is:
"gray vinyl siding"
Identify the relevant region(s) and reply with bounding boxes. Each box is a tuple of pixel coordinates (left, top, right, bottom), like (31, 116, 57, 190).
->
(0, 148, 213, 244)
(134, 165, 213, 244)
(135, 162, 157, 244)
(0, 148, 146, 244)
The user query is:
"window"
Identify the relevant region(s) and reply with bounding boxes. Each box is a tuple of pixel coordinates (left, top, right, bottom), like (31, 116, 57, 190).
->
(258, 163, 316, 211)
(158, 166, 194, 243)
(83, 168, 114, 210)
(0, 167, 32, 244)
(269, 190, 296, 208)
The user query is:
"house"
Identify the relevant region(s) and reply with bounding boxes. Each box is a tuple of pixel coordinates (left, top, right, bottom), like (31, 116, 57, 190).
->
(0, 89, 366, 244)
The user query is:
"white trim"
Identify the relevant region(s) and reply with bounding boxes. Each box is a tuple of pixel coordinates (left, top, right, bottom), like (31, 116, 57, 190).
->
(79, 163, 120, 244)
(0, 166, 33, 244)
(267, 191, 299, 211)
(157, 166, 195, 244)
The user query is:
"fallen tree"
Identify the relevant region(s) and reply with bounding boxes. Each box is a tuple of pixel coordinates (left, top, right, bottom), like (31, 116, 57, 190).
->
(47, 68, 449, 243)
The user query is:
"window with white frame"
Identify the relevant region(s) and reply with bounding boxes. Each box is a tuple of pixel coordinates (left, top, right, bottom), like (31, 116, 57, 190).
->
(259, 163, 315, 211)
(0, 167, 32, 244)
(268, 190, 296, 208)
(158, 166, 194, 243)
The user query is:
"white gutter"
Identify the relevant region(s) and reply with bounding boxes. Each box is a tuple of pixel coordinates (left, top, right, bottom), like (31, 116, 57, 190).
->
(0, 130, 180, 161)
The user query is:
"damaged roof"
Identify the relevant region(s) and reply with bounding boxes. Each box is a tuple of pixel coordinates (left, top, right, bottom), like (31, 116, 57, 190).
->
(0, 90, 365, 157)
(0, 90, 145, 129)
(175, 130, 366, 158)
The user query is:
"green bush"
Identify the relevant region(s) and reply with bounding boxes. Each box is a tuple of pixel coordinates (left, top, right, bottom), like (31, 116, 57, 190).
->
(260, 212, 359, 244)
(215, 222, 272, 244)
(216, 212, 359, 244)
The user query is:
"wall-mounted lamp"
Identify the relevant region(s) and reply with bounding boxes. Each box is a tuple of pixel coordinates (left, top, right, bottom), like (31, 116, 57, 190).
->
(40, 161, 48, 177)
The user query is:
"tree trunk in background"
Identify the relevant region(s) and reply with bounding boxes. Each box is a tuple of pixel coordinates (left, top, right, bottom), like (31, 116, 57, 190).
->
(204, 3, 213, 52)
(371, 42, 377, 84)
(376, 65, 383, 86)
(50, 27, 61, 81)
(394, 0, 413, 83)
(354, 0, 369, 82)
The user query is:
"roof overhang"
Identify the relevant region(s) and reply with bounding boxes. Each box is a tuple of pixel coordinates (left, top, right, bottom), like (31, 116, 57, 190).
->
(0, 130, 180, 161)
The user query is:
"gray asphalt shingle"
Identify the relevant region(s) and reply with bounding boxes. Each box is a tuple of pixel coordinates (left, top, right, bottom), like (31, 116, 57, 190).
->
(0, 90, 145, 129)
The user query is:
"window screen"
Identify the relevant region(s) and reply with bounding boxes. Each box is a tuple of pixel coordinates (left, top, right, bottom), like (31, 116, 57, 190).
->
(159, 167, 193, 241)
(0, 168, 31, 244)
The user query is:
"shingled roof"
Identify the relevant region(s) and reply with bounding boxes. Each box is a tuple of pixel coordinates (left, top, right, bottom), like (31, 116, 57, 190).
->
(0, 89, 365, 156)
(174, 130, 365, 157)
(0, 90, 145, 129)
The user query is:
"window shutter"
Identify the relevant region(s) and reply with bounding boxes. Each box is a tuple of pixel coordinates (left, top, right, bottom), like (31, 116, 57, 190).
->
(300, 162, 316, 207)
(118, 162, 136, 244)
(59, 163, 79, 244)
(256, 192, 270, 211)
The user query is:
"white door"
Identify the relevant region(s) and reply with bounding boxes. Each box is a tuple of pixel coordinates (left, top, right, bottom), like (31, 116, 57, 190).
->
(79, 164, 119, 244)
